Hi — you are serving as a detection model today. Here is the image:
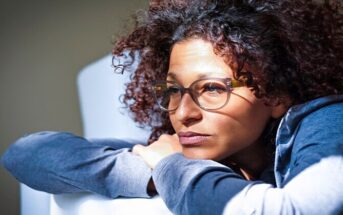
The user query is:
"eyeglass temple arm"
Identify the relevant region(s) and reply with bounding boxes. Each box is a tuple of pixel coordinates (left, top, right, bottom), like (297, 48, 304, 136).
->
(231, 78, 246, 88)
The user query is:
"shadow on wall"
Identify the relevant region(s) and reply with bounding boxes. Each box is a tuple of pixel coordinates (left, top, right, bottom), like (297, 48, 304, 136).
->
(0, 0, 148, 215)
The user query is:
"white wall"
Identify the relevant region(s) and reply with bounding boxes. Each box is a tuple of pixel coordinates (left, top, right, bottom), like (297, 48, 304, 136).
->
(0, 1, 148, 214)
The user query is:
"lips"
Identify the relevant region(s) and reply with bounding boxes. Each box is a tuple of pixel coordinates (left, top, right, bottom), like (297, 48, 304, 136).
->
(178, 131, 210, 146)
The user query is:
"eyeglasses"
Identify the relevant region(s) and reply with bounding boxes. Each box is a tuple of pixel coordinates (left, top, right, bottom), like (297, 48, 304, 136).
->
(152, 77, 246, 111)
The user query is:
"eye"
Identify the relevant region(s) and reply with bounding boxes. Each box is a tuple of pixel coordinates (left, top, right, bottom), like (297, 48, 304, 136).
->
(202, 83, 226, 94)
(166, 86, 181, 95)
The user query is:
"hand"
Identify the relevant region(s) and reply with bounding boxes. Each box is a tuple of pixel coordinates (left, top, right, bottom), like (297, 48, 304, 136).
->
(132, 134, 182, 169)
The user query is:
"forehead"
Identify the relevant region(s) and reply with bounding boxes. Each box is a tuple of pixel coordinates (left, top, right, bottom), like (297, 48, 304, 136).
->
(168, 38, 233, 80)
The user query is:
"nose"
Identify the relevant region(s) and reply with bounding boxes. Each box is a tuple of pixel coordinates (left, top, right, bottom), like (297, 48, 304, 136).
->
(174, 93, 202, 126)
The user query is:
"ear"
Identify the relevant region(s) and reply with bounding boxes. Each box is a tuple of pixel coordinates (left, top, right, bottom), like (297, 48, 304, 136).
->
(271, 103, 289, 119)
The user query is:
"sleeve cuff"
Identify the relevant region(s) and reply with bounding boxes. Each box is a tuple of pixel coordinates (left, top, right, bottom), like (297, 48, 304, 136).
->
(114, 150, 153, 198)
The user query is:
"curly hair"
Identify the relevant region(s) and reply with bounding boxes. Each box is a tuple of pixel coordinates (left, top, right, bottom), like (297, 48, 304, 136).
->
(112, 0, 343, 143)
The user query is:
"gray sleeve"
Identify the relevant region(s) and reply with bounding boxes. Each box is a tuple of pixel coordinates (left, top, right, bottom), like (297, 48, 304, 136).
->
(152, 153, 252, 215)
(1, 131, 152, 198)
(152, 154, 343, 215)
(224, 155, 343, 215)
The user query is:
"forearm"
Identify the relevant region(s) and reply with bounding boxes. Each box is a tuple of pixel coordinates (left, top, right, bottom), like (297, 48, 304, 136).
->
(152, 153, 251, 215)
(152, 154, 343, 215)
(1, 131, 152, 198)
(224, 155, 343, 215)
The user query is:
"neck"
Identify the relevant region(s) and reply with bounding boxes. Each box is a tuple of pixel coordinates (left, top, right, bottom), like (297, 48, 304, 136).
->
(220, 143, 272, 180)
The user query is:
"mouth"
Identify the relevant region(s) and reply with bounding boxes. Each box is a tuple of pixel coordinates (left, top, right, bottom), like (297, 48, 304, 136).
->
(177, 131, 211, 146)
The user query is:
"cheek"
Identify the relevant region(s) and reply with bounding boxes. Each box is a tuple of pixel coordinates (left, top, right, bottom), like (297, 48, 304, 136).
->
(169, 114, 179, 132)
(209, 101, 272, 157)
(223, 93, 272, 137)
(168, 96, 272, 160)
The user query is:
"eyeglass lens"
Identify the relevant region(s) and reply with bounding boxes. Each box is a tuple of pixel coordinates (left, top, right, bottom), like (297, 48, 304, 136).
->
(154, 79, 230, 111)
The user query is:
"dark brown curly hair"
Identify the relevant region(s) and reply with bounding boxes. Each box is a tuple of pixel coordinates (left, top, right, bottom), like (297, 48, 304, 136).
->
(112, 0, 343, 144)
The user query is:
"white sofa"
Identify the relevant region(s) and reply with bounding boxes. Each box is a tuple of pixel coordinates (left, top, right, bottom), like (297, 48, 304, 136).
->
(21, 54, 172, 215)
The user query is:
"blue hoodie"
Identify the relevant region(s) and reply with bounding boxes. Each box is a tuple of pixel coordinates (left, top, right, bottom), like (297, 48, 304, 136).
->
(2, 95, 343, 214)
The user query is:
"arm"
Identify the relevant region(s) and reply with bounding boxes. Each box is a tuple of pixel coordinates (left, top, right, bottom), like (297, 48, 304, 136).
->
(133, 134, 253, 214)
(152, 154, 252, 215)
(150, 103, 343, 215)
(152, 154, 343, 215)
(224, 155, 343, 215)
(1, 131, 152, 198)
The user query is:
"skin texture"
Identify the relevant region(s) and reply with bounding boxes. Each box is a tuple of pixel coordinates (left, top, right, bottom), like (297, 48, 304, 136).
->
(133, 38, 285, 175)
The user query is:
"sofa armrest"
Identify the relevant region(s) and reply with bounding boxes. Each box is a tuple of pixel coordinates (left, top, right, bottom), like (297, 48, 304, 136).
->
(50, 193, 172, 215)
(21, 184, 50, 215)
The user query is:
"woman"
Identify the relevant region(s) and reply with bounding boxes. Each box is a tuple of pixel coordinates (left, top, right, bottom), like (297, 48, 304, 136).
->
(2, 0, 343, 214)
(115, 0, 343, 214)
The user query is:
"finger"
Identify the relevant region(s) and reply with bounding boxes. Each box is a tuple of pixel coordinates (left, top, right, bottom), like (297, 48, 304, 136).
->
(132, 144, 145, 156)
(171, 134, 182, 151)
(132, 145, 156, 169)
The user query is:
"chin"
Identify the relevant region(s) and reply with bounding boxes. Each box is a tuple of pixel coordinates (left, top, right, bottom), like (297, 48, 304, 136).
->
(182, 147, 223, 161)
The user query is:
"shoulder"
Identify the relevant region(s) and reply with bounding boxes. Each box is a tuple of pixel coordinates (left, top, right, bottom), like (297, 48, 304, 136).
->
(275, 96, 343, 186)
(295, 98, 343, 143)
(285, 95, 343, 128)
(290, 96, 343, 175)
(301, 101, 343, 124)
(278, 95, 343, 140)
(277, 95, 343, 146)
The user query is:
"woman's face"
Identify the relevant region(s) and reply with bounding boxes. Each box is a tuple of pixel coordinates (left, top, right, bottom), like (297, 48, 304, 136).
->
(167, 38, 280, 161)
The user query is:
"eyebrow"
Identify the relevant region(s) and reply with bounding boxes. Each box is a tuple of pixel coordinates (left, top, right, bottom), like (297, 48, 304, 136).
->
(167, 72, 230, 80)
(167, 72, 177, 80)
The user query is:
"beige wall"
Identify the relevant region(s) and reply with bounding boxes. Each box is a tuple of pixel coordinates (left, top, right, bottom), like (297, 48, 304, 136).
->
(0, 1, 148, 214)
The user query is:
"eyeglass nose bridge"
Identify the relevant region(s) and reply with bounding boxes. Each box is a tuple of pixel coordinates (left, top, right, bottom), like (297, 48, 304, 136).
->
(178, 87, 201, 108)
